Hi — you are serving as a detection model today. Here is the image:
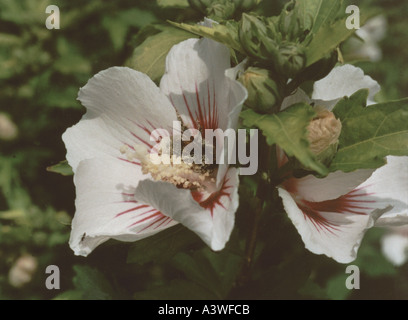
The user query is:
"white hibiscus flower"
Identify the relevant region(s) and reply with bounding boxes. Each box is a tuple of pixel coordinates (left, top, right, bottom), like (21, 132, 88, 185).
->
(381, 226, 408, 267)
(344, 15, 387, 62)
(277, 64, 408, 263)
(62, 37, 247, 256)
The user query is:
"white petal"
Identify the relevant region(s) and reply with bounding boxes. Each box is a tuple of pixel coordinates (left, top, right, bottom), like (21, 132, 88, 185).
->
(160, 38, 247, 187)
(199, 17, 218, 28)
(70, 157, 177, 256)
(381, 231, 408, 267)
(351, 42, 382, 63)
(134, 168, 239, 251)
(160, 38, 247, 132)
(352, 16, 387, 63)
(280, 88, 311, 110)
(282, 169, 374, 202)
(365, 156, 408, 226)
(280, 87, 339, 111)
(278, 187, 386, 263)
(358, 15, 387, 43)
(312, 64, 380, 105)
(225, 58, 248, 81)
(63, 67, 177, 171)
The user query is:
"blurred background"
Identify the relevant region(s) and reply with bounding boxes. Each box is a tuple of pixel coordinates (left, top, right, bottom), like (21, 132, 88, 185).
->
(0, 0, 407, 300)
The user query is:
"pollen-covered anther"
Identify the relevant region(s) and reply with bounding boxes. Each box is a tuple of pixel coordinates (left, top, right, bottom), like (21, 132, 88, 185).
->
(307, 108, 342, 155)
(120, 144, 214, 192)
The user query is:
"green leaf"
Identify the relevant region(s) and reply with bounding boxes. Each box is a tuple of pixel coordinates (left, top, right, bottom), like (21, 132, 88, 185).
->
(241, 105, 329, 175)
(133, 279, 216, 300)
(169, 20, 243, 53)
(54, 37, 91, 75)
(301, 0, 344, 39)
(330, 90, 408, 172)
(298, 278, 328, 299)
(102, 9, 158, 51)
(72, 265, 116, 300)
(42, 85, 80, 109)
(306, 3, 376, 66)
(127, 225, 201, 265)
(157, 0, 189, 8)
(53, 290, 84, 300)
(279, 0, 342, 44)
(0, 209, 25, 221)
(47, 160, 74, 176)
(171, 247, 242, 299)
(325, 273, 351, 300)
(126, 25, 197, 83)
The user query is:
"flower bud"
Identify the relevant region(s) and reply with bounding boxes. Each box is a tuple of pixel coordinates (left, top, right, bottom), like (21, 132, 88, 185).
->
(238, 67, 283, 113)
(207, 1, 236, 20)
(307, 108, 342, 165)
(235, 0, 263, 11)
(8, 254, 38, 288)
(188, 0, 213, 13)
(278, 0, 312, 42)
(275, 41, 306, 78)
(189, 0, 262, 19)
(239, 13, 279, 62)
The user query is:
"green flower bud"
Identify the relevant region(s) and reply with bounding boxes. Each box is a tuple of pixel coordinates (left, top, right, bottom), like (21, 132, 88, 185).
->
(188, 0, 213, 14)
(307, 108, 342, 166)
(238, 67, 284, 113)
(189, 0, 262, 20)
(239, 13, 280, 62)
(235, 0, 263, 11)
(278, 0, 312, 42)
(275, 41, 306, 78)
(206, 1, 236, 20)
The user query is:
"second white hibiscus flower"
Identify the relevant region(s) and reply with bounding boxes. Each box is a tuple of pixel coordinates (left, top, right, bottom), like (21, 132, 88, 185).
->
(278, 64, 408, 263)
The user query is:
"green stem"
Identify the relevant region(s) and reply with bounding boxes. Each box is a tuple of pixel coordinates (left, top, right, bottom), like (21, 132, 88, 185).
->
(236, 137, 272, 287)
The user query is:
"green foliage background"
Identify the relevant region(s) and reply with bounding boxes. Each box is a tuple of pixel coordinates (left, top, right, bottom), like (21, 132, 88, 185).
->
(0, 0, 407, 300)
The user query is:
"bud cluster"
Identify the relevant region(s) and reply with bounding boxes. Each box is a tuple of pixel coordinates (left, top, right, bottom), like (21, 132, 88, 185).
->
(188, 0, 262, 20)
(239, 12, 307, 79)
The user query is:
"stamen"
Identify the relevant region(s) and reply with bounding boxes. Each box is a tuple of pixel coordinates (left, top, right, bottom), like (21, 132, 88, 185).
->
(120, 135, 217, 193)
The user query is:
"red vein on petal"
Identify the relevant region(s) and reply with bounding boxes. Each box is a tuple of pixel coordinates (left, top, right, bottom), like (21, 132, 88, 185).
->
(116, 205, 149, 218)
(153, 216, 172, 230)
(212, 82, 219, 129)
(182, 92, 198, 130)
(296, 189, 375, 235)
(121, 192, 135, 197)
(129, 211, 162, 227)
(118, 158, 141, 166)
(138, 216, 167, 232)
(195, 84, 206, 131)
(298, 202, 340, 234)
(130, 131, 153, 149)
(191, 177, 232, 217)
(122, 143, 135, 150)
(161, 218, 174, 228)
